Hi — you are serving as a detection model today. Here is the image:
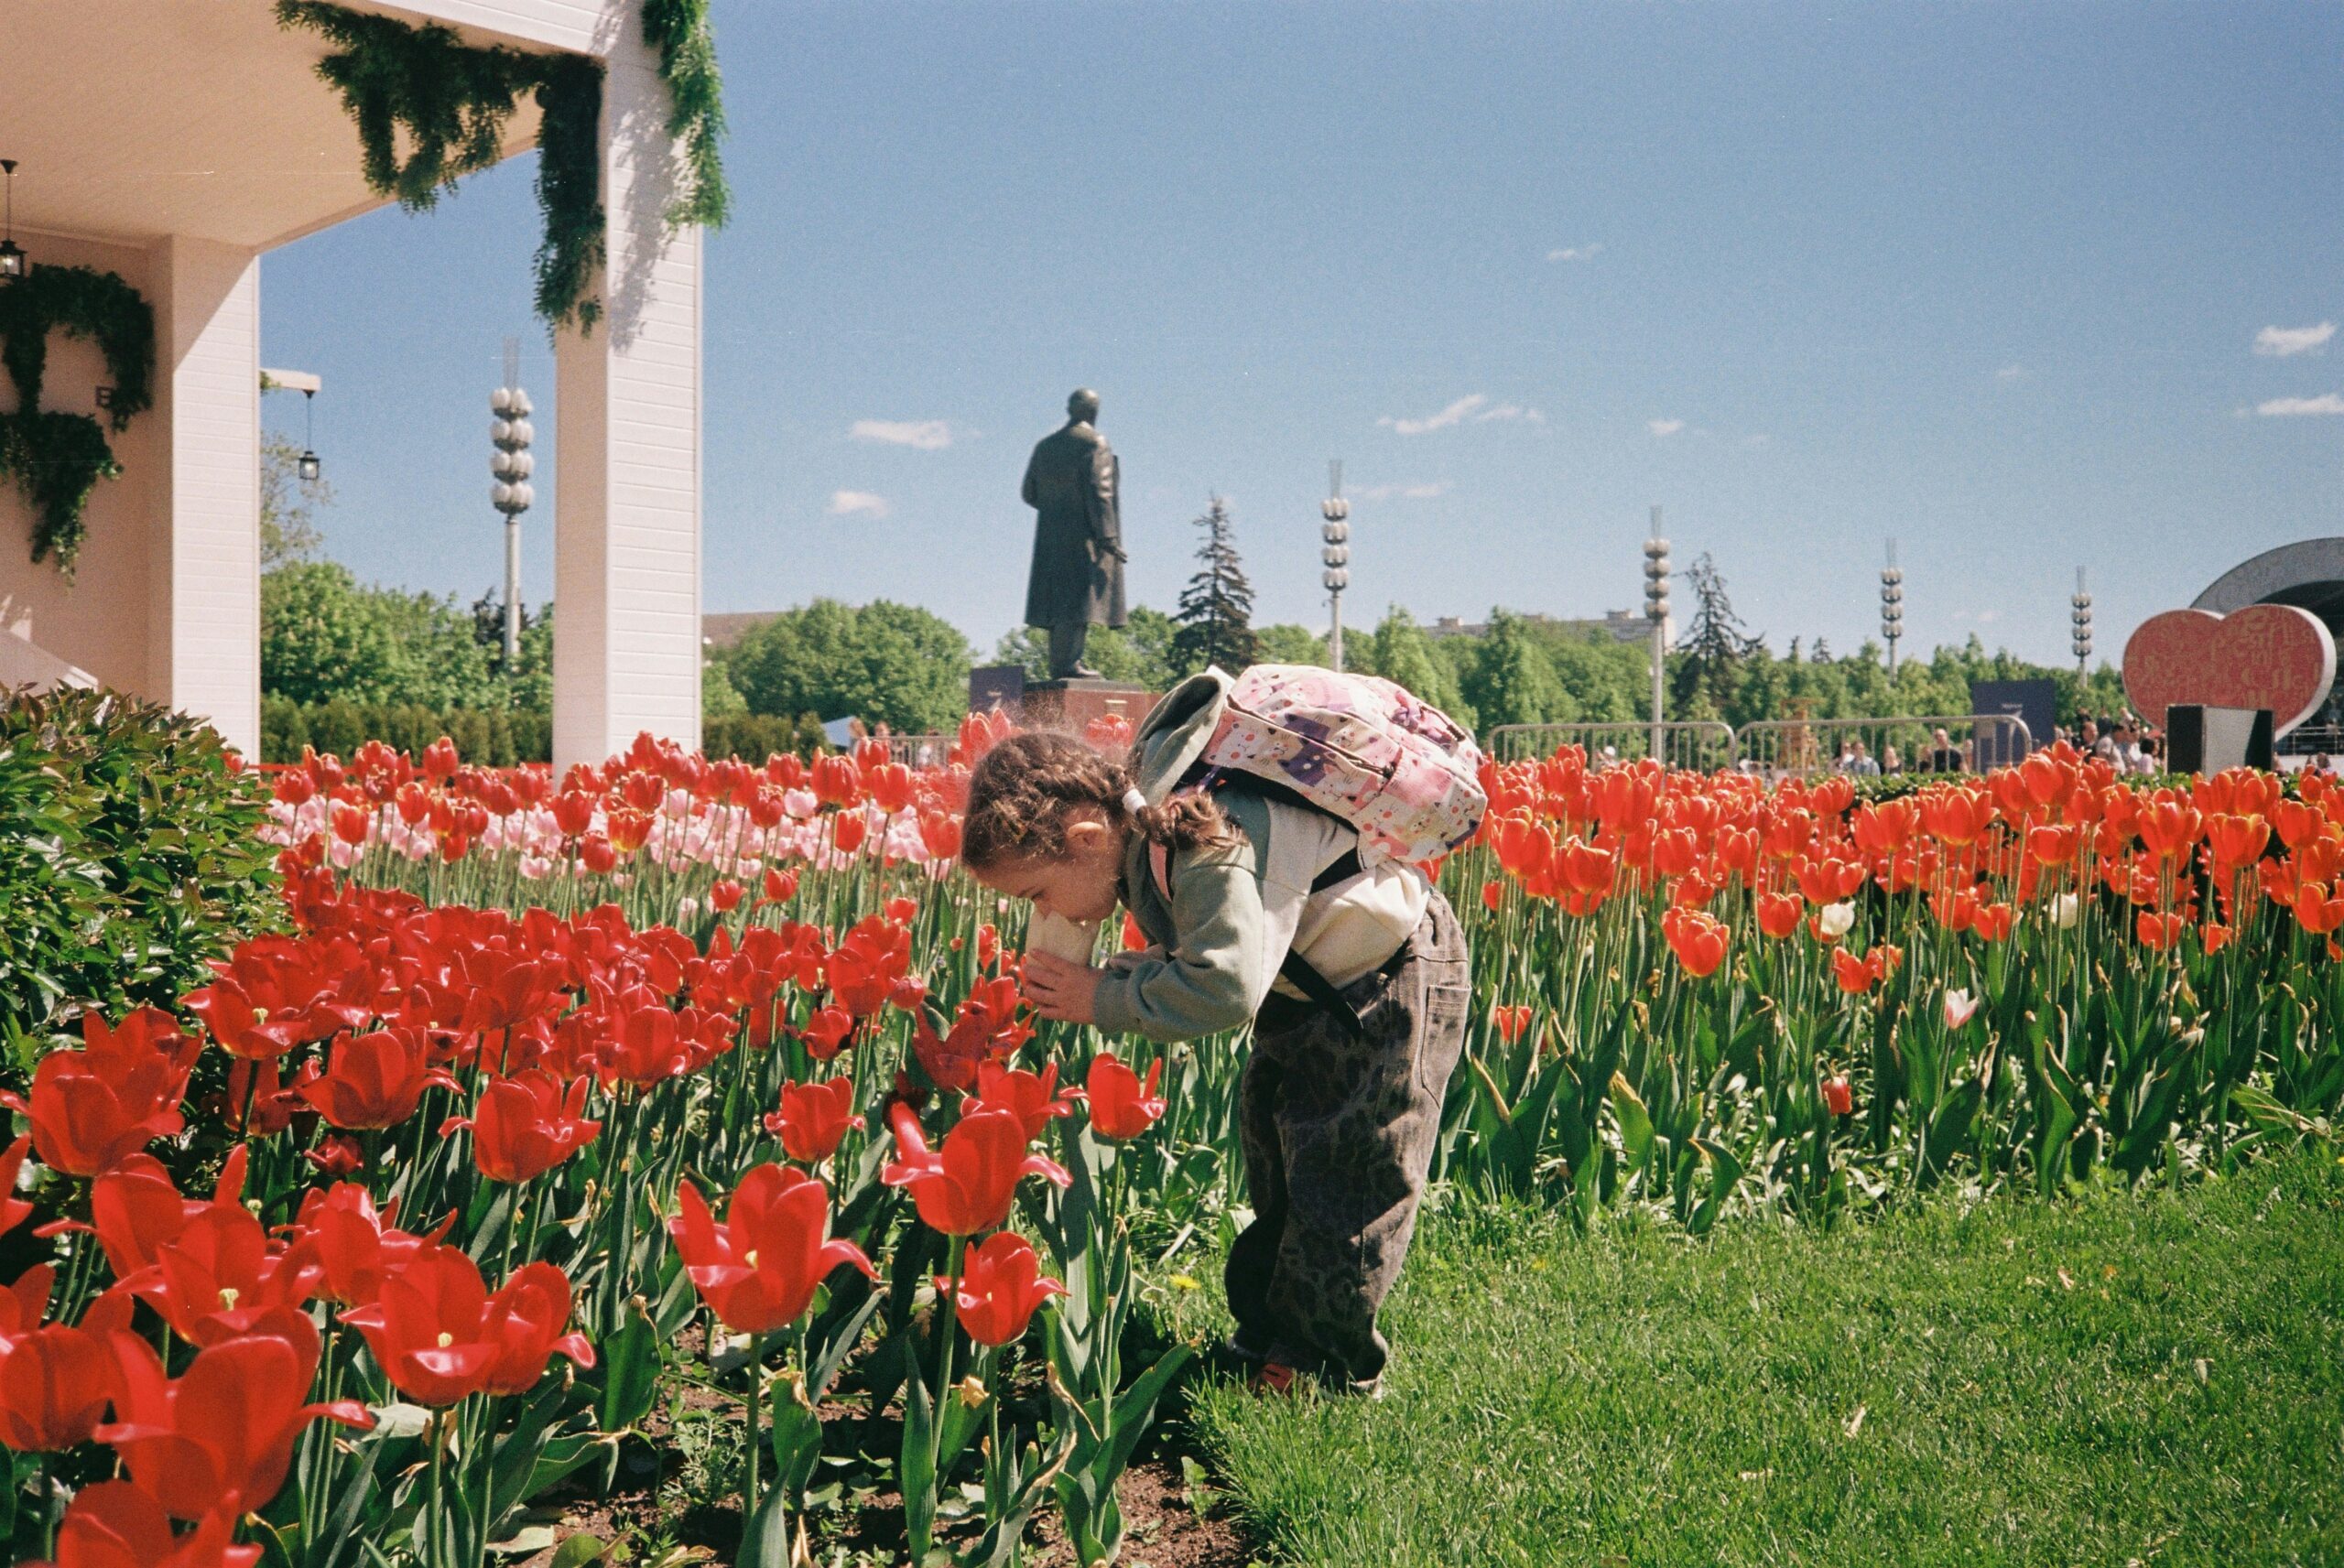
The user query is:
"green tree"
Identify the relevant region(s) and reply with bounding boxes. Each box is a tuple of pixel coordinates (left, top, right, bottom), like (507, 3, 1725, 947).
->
(1356, 607, 1478, 730)
(1170, 496, 1260, 676)
(1463, 610, 1568, 729)
(726, 598, 974, 734)
(703, 654, 747, 717)
(259, 432, 331, 567)
(993, 606, 1178, 688)
(261, 561, 402, 707)
(1254, 622, 1327, 666)
(1671, 553, 1762, 718)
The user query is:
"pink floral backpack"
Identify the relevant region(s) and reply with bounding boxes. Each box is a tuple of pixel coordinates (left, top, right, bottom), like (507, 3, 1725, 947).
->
(1172, 664, 1487, 868)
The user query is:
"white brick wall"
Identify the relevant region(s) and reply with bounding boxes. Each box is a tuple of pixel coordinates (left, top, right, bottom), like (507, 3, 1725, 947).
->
(552, 18, 702, 771)
(154, 237, 262, 759)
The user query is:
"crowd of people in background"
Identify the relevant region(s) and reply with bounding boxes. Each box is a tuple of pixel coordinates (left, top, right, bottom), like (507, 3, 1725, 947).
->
(1819, 714, 2169, 778)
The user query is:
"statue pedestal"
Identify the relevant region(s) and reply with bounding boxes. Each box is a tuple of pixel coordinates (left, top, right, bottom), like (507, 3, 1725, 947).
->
(1020, 680, 1160, 737)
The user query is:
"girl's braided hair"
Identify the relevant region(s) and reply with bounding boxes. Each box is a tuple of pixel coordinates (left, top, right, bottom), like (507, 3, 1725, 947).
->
(960, 730, 1234, 871)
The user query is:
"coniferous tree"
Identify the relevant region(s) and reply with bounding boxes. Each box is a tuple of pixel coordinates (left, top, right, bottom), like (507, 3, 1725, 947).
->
(1671, 552, 1763, 718)
(1170, 496, 1260, 676)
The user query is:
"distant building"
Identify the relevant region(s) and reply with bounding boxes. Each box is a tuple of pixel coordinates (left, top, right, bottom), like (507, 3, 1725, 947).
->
(1427, 611, 1651, 645)
(703, 611, 780, 651)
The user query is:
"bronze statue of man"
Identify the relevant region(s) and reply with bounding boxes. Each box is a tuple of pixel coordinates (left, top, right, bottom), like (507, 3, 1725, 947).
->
(1022, 388, 1126, 680)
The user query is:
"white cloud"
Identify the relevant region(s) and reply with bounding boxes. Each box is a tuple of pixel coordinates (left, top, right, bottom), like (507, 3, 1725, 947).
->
(1546, 243, 1604, 263)
(1995, 363, 2028, 381)
(850, 418, 954, 449)
(2254, 322, 2335, 358)
(1646, 417, 1686, 438)
(1380, 395, 1487, 435)
(1473, 403, 1545, 424)
(828, 490, 890, 517)
(2255, 394, 2344, 416)
(1353, 481, 1451, 501)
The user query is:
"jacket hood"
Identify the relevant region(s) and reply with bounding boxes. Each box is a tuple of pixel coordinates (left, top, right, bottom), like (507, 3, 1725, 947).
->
(1128, 668, 1232, 803)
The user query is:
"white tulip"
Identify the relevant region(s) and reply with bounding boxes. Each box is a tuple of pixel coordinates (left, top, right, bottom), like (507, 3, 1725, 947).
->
(1818, 902, 1857, 939)
(2051, 892, 2080, 929)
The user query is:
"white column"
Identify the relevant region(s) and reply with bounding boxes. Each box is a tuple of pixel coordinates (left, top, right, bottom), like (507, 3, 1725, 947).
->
(552, 23, 703, 772)
(151, 236, 262, 759)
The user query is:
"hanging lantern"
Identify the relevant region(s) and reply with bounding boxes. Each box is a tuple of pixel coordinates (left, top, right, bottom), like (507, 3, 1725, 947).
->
(298, 389, 321, 481)
(0, 159, 27, 281)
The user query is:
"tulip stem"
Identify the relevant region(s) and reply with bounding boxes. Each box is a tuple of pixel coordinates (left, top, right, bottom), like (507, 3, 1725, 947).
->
(743, 1327, 765, 1520)
(931, 1232, 968, 1488)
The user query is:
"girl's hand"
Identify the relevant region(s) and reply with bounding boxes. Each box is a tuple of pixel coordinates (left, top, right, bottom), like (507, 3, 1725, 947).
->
(1024, 953, 1104, 1024)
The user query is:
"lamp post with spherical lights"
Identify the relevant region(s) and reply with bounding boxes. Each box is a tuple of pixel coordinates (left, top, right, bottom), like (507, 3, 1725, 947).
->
(1880, 540, 1904, 677)
(1321, 460, 1351, 672)
(490, 343, 536, 667)
(2070, 568, 2093, 681)
(1644, 508, 1671, 758)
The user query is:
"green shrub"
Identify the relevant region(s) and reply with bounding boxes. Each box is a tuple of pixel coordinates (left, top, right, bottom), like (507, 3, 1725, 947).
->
(260, 694, 309, 762)
(257, 700, 557, 764)
(0, 687, 281, 1062)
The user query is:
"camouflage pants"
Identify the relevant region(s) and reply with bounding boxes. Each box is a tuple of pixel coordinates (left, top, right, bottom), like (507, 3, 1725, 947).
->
(1224, 892, 1470, 1383)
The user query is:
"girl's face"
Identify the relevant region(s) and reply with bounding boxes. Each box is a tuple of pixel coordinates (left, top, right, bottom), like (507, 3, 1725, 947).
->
(970, 806, 1125, 925)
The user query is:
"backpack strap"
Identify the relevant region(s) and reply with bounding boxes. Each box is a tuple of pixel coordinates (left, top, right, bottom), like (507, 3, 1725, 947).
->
(1144, 828, 1365, 1042)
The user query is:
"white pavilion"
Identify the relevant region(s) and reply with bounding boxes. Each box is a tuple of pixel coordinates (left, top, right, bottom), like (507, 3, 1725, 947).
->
(0, 1, 704, 769)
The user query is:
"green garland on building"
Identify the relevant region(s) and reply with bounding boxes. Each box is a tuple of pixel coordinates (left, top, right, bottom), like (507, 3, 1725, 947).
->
(277, 0, 729, 333)
(0, 265, 156, 572)
(641, 0, 731, 229)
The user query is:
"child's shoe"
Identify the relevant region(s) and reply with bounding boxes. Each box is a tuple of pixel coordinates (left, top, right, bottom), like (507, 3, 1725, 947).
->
(1246, 1360, 1305, 1398)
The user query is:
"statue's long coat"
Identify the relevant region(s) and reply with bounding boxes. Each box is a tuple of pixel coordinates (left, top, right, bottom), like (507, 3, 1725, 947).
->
(1022, 423, 1127, 631)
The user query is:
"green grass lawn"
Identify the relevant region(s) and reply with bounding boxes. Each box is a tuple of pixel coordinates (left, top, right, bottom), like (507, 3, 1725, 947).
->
(1177, 1149, 2344, 1567)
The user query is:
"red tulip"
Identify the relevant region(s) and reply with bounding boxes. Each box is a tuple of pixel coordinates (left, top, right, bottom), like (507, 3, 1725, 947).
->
(831, 812, 868, 855)
(96, 1315, 371, 1520)
(966, 1062, 1076, 1142)
(0, 1292, 131, 1452)
(1, 1010, 197, 1177)
(339, 1246, 593, 1405)
(1833, 947, 1876, 995)
(761, 865, 801, 904)
(0, 1135, 34, 1238)
(1821, 1076, 1854, 1117)
(882, 1104, 1069, 1238)
(668, 1165, 875, 1336)
(445, 1070, 602, 1184)
(799, 1006, 856, 1061)
(1490, 1005, 1534, 1046)
(298, 1026, 457, 1131)
(305, 1134, 364, 1177)
(1083, 1054, 1167, 1141)
(474, 1262, 596, 1396)
(711, 878, 745, 914)
(288, 1183, 446, 1306)
(763, 1078, 864, 1164)
(0, 1263, 51, 1346)
(1660, 907, 1730, 979)
(943, 1231, 1067, 1348)
(121, 1203, 324, 1347)
(1755, 892, 1804, 940)
(81, 1148, 245, 1279)
(25, 1481, 258, 1568)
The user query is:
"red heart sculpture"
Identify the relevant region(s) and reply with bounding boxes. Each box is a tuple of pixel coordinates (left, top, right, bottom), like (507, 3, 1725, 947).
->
(2122, 604, 2336, 735)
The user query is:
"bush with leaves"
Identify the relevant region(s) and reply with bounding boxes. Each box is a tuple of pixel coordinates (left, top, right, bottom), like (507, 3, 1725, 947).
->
(0, 687, 279, 1061)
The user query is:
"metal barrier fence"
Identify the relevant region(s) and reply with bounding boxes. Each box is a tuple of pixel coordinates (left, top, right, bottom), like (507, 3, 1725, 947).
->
(1485, 720, 1738, 771)
(1485, 714, 2036, 777)
(874, 734, 955, 768)
(1732, 714, 2033, 777)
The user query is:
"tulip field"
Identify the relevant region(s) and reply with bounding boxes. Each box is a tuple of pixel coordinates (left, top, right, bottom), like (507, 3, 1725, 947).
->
(0, 710, 2339, 1567)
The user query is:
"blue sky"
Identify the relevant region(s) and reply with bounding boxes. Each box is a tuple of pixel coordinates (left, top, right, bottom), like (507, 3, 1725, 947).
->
(262, 1, 2342, 667)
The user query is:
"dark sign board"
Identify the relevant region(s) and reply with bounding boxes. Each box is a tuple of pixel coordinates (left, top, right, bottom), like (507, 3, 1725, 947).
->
(1970, 679, 2056, 766)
